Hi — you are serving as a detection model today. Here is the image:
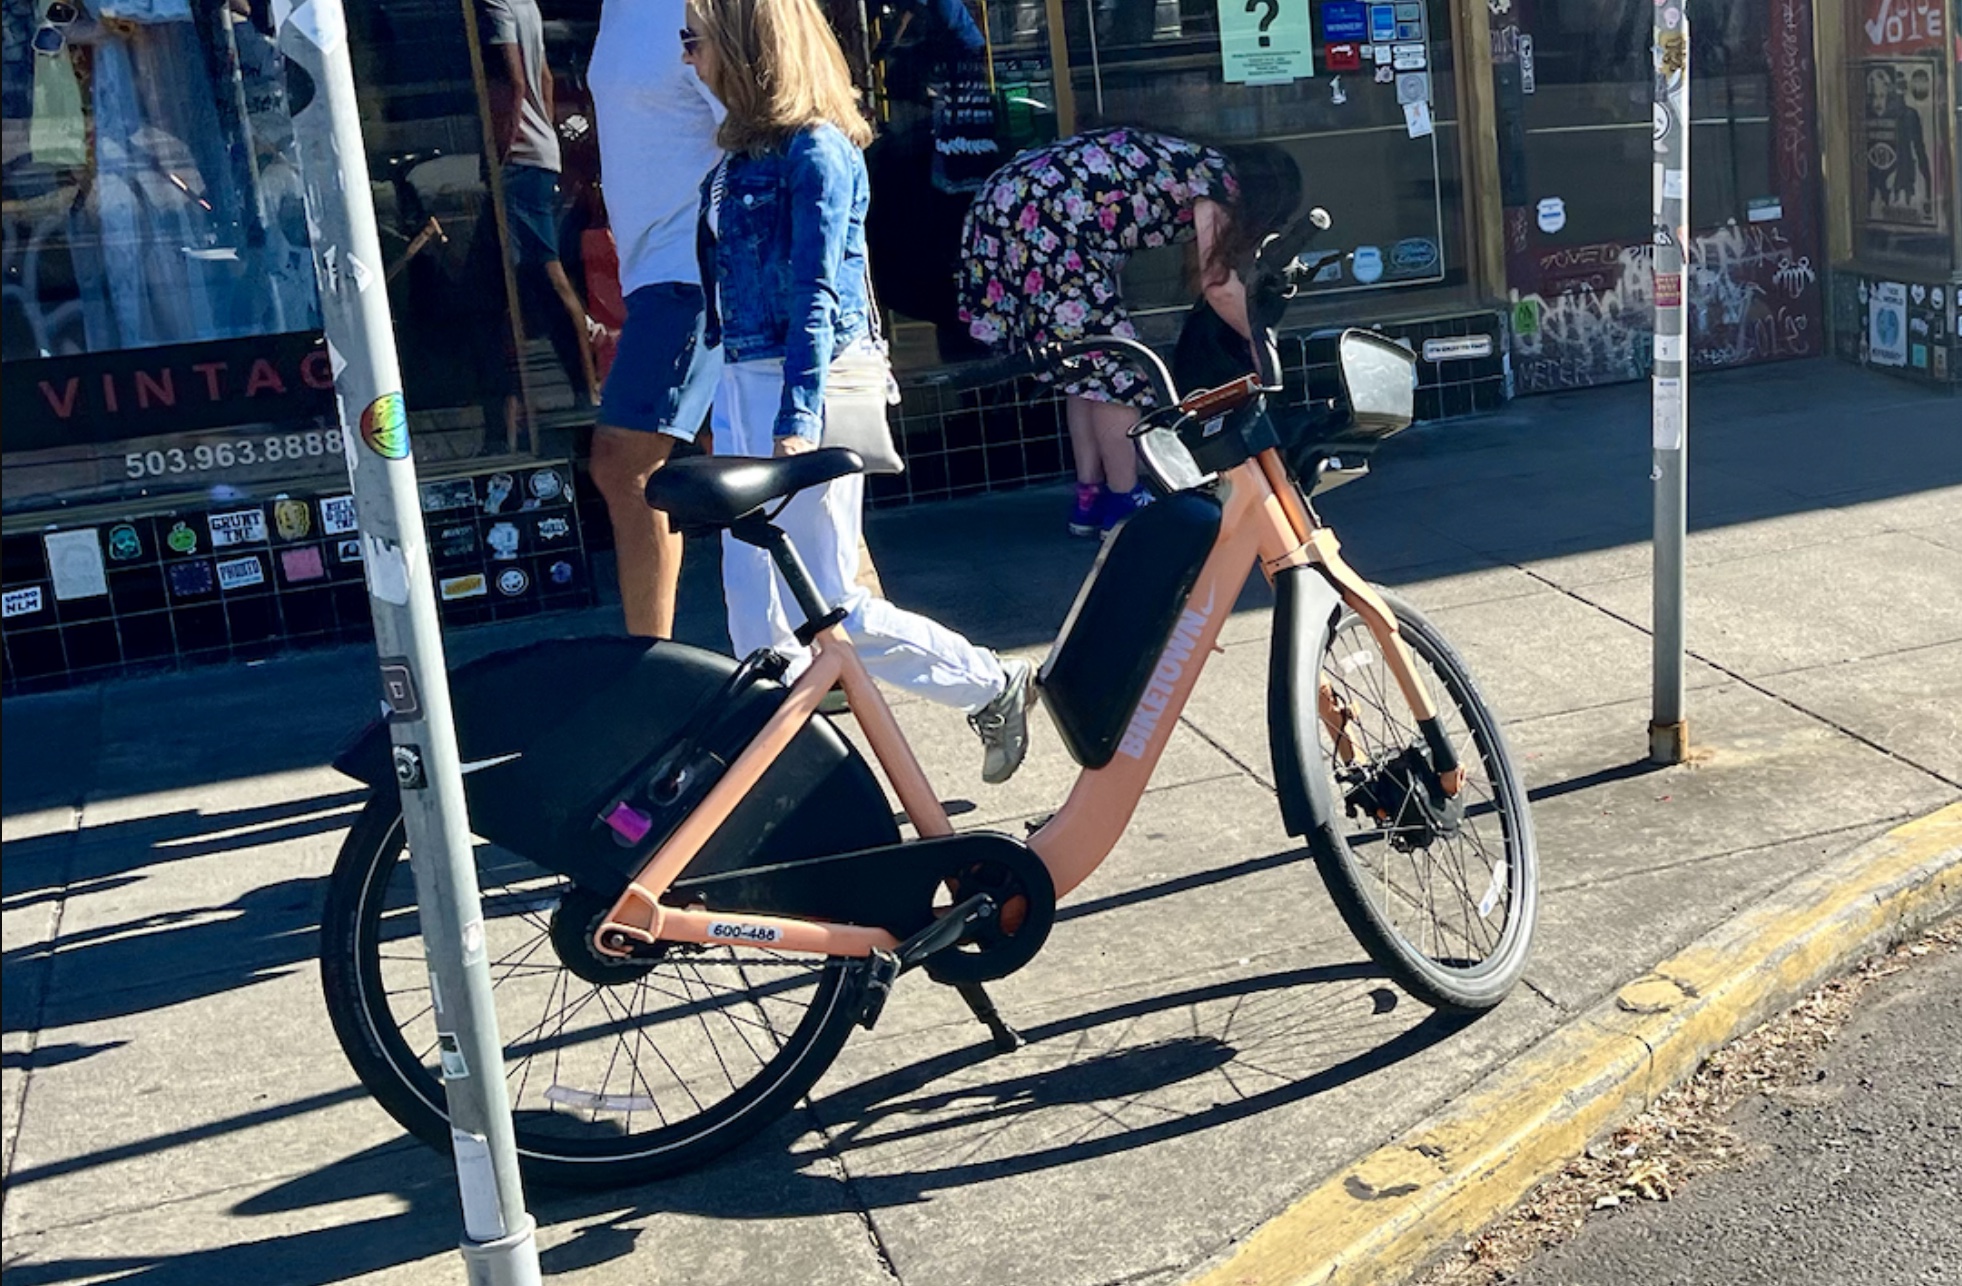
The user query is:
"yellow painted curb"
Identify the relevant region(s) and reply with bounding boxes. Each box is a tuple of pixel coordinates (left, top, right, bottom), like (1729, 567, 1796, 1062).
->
(1188, 800, 1962, 1286)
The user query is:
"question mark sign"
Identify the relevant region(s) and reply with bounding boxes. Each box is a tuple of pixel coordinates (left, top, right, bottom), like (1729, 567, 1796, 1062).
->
(1245, 0, 1279, 47)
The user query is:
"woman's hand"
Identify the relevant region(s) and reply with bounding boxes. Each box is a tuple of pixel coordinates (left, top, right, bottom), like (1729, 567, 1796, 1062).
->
(774, 435, 818, 457)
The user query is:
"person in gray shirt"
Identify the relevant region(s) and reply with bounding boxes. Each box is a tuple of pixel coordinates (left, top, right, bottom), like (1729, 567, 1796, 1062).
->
(480, 0, 597, 405)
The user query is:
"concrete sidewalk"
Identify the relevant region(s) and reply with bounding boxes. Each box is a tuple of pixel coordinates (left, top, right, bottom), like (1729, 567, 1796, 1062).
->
(3, 359, 1958, 1286)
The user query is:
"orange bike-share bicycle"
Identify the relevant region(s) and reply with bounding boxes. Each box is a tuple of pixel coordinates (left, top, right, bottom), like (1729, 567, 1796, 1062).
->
(321, 212, 1538, 1187)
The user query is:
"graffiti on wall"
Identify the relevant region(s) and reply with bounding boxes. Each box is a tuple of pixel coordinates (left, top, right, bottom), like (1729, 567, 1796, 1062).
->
(1509, 221, 1823, 394)
(1502, 0, 1824, 394)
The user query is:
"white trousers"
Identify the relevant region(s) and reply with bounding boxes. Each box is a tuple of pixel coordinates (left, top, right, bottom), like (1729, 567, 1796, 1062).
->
(713, 359, 1007, 713)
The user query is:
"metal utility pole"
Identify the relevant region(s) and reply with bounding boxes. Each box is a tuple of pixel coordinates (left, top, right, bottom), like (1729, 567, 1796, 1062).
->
(275, 1, 542, 1280)
(1649, 8, 1690, 766)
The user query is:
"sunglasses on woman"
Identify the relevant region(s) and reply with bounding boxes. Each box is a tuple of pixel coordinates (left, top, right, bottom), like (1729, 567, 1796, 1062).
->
(678, 27, 701, 54)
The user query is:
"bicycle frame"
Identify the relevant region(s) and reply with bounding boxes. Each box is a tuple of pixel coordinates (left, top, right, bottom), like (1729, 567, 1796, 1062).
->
(593, 445, 1452, 964)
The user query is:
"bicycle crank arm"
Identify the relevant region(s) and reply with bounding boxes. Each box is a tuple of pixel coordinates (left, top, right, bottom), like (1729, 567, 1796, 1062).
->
(858, 893, 997, 1030)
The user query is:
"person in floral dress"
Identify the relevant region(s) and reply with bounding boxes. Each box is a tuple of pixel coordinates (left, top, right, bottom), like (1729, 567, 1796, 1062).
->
(960, 129, 1300, 534)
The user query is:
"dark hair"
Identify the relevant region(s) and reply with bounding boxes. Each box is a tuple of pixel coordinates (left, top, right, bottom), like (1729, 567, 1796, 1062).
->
(1207, 141, 1304, 282)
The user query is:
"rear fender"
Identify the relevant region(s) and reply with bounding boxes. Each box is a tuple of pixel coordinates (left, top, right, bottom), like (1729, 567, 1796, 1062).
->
(1268, 565, 1346, 837)
(329, 636, 900, 896)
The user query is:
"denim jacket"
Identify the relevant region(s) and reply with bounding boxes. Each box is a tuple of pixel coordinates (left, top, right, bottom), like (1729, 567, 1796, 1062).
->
(698, 123, 872, 439)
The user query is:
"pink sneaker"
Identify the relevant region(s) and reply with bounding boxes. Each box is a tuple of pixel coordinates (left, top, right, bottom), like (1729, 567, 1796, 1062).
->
(1067, 482, 1104, 537)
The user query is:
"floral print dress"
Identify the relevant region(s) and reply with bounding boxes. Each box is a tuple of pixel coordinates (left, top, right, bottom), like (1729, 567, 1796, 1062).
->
(958, 129, 1235, 405)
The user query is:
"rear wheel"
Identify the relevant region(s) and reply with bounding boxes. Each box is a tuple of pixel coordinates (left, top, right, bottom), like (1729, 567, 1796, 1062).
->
(319, 796, 864, 1187)
(1306, 589, 1537, 1011)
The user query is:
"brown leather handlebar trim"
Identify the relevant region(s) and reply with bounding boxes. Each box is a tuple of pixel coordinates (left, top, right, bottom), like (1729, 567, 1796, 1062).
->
(1178, 374, 1261, 420)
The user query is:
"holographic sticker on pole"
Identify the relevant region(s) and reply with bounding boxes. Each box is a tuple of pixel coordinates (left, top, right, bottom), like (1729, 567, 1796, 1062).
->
(360, 391, 410, 459)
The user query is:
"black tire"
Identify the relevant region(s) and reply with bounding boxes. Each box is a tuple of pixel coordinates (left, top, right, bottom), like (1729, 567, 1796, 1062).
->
(319, 795, 865, 1187)
(1304, 589, 1537, 1011)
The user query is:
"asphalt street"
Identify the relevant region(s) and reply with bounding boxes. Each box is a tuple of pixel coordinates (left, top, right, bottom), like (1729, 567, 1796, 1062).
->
(1512, 941, 1962, 1286)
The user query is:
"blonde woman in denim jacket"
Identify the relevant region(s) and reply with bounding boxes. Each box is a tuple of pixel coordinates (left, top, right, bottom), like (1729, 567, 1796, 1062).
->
(684, 0, 1033, 784)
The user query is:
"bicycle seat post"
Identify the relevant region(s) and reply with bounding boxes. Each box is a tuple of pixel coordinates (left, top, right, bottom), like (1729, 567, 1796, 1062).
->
(729, 516, 846, 642)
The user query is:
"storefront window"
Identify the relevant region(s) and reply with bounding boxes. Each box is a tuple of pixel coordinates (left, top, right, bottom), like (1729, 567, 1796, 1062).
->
(2, 0, 333, 505)
(1494, 0, 1827, 392)
(865, 0, 1062, 367)
(1, 2, 597, 692)
(1068, 0, 1465, 321)
(0, 0, 563, 513)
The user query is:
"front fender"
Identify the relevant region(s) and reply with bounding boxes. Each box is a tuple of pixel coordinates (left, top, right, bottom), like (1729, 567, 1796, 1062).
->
(1267, 564, 1346, 837)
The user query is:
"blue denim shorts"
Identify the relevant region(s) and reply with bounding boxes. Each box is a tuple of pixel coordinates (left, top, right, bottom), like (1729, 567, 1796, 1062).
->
(501, 163, 562, 267)
(599, 282, 722, 440)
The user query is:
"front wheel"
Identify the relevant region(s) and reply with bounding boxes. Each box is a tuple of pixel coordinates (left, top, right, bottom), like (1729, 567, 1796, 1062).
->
(319, 795, 865, 1187)
(1305, 589, 1538, 1011)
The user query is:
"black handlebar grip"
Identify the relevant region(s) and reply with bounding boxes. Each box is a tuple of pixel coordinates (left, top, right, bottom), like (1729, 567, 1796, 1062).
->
(934, 346, 1048, 390)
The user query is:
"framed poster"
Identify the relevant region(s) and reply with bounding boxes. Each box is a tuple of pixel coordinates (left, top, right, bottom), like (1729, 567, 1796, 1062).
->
(1856, 58, 1947, 233)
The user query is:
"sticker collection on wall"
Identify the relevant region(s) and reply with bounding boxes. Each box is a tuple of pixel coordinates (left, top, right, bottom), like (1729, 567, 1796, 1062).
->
(1, 461, 593, 694)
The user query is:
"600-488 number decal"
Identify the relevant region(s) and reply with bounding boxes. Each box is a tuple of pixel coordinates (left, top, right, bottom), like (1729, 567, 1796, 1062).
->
(125, 430, 346, 480)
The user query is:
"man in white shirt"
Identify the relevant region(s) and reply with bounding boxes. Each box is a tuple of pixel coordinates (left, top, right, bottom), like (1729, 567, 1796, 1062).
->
(584, 0, 727, 638)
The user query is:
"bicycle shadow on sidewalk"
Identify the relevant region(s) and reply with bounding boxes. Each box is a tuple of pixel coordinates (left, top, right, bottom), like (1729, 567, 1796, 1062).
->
(1, 959, 1471, 1284)
(2, 789, 364, 1035)
(526, 959, 1475, 1271)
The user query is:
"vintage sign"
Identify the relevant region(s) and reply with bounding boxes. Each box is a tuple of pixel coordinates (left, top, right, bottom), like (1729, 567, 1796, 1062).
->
(2, 331, 334, 453)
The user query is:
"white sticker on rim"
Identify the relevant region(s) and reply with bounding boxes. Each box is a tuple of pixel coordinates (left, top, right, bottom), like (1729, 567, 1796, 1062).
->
(1477, 860, 1509, 918)
(545, 1085, 657, 1114)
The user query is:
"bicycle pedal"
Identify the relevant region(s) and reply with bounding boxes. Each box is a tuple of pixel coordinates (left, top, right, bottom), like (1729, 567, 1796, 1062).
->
(894, 893, 994, 970)
(858, 950, 901, 1030)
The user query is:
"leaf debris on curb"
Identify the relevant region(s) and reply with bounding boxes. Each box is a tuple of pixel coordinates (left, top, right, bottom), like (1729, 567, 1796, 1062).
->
(1413, 917, 1961, 1286)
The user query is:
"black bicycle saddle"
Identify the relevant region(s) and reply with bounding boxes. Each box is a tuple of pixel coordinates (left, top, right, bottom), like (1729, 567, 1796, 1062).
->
(644, 448, 865, 528)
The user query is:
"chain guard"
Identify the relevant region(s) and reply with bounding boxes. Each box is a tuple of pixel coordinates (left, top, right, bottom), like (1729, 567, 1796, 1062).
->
(922, 839, 1056, 985)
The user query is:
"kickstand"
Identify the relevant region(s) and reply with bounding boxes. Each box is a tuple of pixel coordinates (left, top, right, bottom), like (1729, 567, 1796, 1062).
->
(955, 982, 1023, 1054)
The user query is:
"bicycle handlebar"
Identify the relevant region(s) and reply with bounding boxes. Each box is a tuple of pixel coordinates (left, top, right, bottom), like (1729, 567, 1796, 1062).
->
(937, 336, 1179, 408)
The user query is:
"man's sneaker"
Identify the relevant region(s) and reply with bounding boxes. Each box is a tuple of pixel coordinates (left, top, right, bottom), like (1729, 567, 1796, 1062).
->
(1100, 484, 1152, 534)
(969, 657, 1035, 785)
(1067, 482, 1104, 538)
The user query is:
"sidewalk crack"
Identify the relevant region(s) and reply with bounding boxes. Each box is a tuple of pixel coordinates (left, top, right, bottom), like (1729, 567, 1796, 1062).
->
(1175, 714, 1266, 782)
(1513, 568, 1962, 792)
(800, 1099, 903, 1285)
